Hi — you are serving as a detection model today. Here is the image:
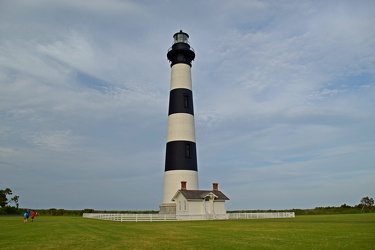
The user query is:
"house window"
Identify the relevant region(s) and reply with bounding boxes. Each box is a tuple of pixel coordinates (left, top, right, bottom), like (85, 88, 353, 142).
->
(184, 201, 187, 211)
(179, 201, 181, 211)
(185, 143, 191, 158)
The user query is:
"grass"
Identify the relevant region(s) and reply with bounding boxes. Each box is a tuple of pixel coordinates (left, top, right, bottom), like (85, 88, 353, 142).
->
(0, 214, 374, 249)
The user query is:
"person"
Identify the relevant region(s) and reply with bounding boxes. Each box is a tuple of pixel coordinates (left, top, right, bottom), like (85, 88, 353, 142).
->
(31, 211, 36, 222)
(23, 211, 28, 223)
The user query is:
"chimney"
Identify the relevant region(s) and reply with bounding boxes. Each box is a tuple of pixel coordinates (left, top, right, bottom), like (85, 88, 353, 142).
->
(212, 182, 218, 191)
(181, 181, 187, 191)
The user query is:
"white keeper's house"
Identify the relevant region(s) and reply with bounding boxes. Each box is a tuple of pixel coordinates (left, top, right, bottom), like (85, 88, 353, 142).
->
(172, 181, 230, 219)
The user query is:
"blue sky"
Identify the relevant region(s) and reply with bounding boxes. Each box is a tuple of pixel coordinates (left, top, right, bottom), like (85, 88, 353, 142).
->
(1, 0, 374, 210)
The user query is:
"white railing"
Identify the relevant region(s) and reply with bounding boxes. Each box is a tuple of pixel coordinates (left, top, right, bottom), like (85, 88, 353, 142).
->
(83, 213, 177, 222)
(228, 212, 295, 219)
(175, 214, 229, 220)
(83, 212, 294, 222)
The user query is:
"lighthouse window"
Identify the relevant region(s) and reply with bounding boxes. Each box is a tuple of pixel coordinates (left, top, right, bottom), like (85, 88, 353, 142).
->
(175, 33, 188, 43)
(184, 94, 190, 108)
(185, 143, 191, 158)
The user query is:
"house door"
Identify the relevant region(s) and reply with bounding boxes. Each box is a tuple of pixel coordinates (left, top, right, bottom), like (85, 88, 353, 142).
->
(204, 197, 214, 214)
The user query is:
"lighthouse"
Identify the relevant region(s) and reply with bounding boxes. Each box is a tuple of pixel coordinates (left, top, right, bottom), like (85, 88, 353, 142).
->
(160, 30, 198, 214)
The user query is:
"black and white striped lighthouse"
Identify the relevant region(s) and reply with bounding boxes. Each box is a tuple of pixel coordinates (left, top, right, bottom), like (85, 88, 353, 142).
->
(160, 30, 198, 214)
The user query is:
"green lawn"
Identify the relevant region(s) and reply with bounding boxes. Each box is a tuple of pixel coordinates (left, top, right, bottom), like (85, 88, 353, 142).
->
(0, 214, 374, 249)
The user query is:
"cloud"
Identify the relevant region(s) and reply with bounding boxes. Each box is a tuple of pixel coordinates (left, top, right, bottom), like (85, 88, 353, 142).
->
(25, 130, 80, 151)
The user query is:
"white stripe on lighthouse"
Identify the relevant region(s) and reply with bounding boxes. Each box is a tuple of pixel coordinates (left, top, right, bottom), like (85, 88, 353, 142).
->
(170, 64, 192, 90)
(166, 113, 196, 142)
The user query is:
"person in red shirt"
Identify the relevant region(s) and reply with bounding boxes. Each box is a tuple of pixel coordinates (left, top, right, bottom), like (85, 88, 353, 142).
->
(31, 211, 36, 222)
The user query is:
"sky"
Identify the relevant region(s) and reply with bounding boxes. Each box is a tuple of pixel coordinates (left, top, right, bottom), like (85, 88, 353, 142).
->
(1, 0, 374, 211)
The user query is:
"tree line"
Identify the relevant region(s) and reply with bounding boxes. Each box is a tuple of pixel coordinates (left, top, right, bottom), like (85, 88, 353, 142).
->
(230, 197, 375, 215)
(1, 187, 374, 215)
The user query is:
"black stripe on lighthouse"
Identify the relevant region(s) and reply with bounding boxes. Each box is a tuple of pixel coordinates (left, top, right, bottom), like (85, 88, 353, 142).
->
(168, 88, 194, 115)
(165, 141, 197, 171)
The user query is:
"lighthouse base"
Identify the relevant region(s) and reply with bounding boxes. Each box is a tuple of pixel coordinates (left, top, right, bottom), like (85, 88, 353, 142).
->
(159, 203, 176, 214)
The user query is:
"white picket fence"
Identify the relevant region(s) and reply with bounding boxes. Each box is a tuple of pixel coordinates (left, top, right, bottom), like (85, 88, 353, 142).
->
(83, 213, 177, 222)
(228, 212, 295, 219)
(83, 212, 294, 222)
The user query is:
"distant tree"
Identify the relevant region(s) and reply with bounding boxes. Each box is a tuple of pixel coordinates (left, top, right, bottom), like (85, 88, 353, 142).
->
(0, 188, 13, 208)
(11, 195, 20, 209)
(360, 196, 374, 211)
(340, 204, 351, 208)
